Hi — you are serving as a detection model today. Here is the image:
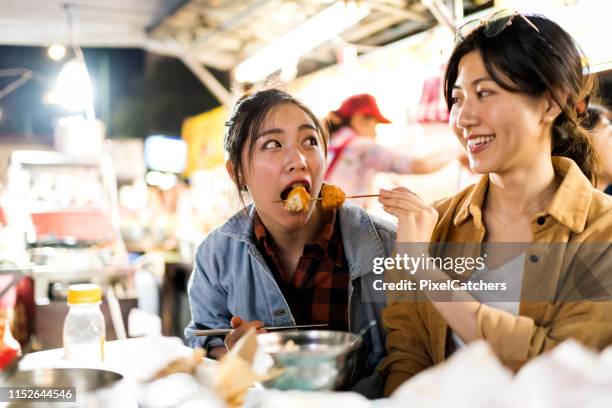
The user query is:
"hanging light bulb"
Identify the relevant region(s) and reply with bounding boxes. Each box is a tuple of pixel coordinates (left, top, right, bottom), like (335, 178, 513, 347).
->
(50, 3, 96, 120)
(53, 59, 94, 113)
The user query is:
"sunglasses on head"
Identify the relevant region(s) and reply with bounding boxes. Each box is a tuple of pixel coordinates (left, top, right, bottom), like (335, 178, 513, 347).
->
(455, 9, 540, 45)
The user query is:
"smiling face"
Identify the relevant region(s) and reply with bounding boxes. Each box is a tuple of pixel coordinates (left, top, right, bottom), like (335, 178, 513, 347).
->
(449, 51, 554, 175)
(240, 102, 326, 231)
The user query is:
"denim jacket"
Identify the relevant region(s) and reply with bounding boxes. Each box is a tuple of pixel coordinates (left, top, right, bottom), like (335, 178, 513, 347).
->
(185, 203, 395, 390)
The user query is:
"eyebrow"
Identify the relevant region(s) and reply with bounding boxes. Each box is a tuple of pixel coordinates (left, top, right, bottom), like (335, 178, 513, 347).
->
(452, 76, 495, 90)
(256, 123, 317, 138)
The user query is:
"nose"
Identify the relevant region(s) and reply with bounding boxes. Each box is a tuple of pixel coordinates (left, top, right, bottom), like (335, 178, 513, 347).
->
(285, 145, 307, 172)
(454, 98, 479, 137)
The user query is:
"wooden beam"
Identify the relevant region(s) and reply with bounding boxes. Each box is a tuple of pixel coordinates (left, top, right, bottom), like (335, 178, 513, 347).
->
(166, 39, 233, 107)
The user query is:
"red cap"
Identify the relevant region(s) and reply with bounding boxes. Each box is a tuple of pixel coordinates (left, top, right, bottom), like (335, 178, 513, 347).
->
(333, 94, 391, 124)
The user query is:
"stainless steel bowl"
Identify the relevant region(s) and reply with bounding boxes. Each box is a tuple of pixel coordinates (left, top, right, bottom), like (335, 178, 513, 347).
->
(6, 367, 123, 391)
(257, 330, 362, 391)
(4, 368, 124, 407)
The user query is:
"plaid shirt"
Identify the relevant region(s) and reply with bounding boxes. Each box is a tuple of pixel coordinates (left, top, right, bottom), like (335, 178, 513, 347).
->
(253, 210, 349, 331)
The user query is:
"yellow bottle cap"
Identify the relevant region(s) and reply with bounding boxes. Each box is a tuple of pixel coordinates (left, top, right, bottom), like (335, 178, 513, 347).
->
(67, 284, 102, 304)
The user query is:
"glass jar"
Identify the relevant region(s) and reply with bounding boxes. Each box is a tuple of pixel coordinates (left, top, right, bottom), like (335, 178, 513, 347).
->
(63, 284, 105, 363)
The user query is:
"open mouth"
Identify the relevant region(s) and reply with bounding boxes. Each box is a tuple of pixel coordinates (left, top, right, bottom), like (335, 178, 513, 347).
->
(467, 135, 495, 153)
(280, 181, 310, 200)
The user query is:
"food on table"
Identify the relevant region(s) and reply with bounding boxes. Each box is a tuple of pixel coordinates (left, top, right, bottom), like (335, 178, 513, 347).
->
(146, 330, 282, 408)
(213, 329, 258, 407)
(321, 184, 346, 210)
(281, 339, 300, 352)
(214, 352, 259, 407)
(149, 348, 205, 381)
(284, 186, 310, 213)
(213, 328, 282, 407)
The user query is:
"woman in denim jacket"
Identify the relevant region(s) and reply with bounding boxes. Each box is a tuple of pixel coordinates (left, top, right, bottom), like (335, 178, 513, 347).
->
(185, 89, 396, 396)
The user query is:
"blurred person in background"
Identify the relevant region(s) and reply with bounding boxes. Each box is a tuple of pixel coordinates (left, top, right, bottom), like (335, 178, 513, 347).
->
(324, 93, 464, 198)
(584, 105, 612, 194)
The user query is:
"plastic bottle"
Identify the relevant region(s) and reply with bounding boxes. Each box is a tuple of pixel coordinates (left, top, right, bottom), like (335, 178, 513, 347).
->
(63, 284, 105, 363)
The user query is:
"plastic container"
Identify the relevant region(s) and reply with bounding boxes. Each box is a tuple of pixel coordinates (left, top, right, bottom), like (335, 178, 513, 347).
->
(63, 284, 105, 363)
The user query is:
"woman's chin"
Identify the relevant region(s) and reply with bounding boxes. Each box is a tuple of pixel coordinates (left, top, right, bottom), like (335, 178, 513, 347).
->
(279, 217, 309, 232)
(278, 208, 316, 229)
(469, 157, 499, 175)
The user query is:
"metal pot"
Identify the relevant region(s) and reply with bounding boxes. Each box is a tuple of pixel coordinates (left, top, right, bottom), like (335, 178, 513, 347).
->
(256, 330, 362, 391)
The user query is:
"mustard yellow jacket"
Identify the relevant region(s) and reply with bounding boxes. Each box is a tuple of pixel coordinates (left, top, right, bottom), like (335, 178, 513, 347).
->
(379, 157, 612, 396)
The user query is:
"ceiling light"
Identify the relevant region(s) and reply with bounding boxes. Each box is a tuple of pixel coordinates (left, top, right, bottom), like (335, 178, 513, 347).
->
(48, 44, 66, 61)
(234, 1, 370, 83)
(53, 59, 94, 112)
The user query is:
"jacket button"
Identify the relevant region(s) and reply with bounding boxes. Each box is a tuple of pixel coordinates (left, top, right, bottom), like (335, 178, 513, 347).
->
(273, 309, 287, 317)
(537, 216, 546, 225)
(529, 254, 539, 263)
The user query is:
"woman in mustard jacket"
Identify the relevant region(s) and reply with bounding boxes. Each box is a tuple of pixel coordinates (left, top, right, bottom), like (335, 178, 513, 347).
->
(377, 11, 612, 395)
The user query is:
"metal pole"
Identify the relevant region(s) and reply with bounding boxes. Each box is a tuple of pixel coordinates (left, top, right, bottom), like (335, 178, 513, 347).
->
(453, 0, 464, 23)
(168, 40, 233, 108)
(421, 0, 456, 32)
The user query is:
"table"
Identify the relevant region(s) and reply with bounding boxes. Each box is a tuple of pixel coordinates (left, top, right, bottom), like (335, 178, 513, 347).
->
(16, 338, 381, 408)
(18, 336, 194, 381)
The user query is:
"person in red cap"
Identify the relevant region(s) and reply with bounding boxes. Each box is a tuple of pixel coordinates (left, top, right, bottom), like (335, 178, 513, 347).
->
(324, 93, 463, 201)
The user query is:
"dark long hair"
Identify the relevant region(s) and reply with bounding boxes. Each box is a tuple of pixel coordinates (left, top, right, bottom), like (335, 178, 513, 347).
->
(444, 14, 599, 183)
(224, 88, 329, 201)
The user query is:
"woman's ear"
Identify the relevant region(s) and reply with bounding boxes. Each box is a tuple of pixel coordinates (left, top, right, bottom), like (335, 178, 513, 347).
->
(542, 90, 568, 124)
(226, 160, 238, 185)
(226, 160, 247, 191)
